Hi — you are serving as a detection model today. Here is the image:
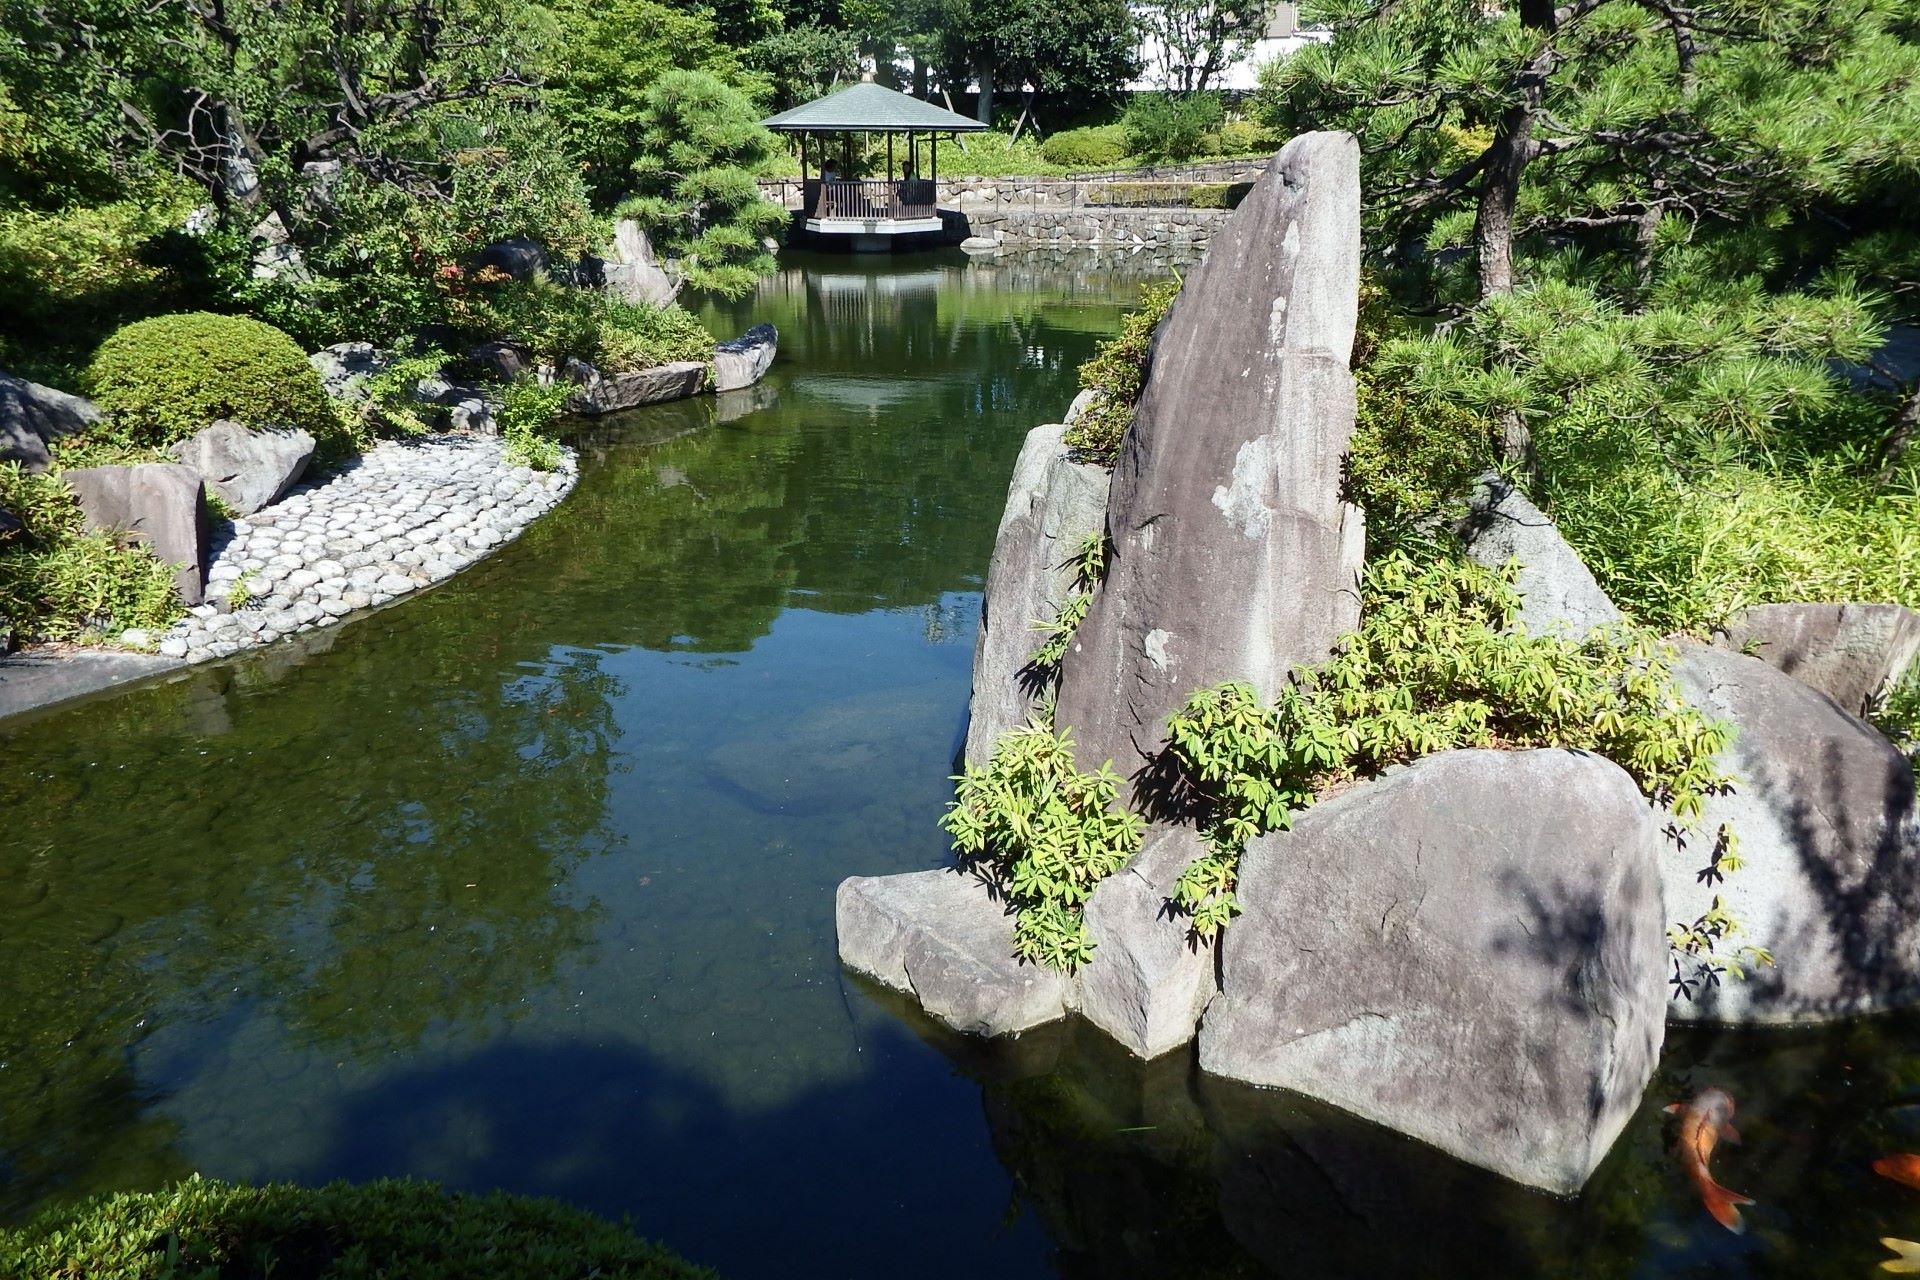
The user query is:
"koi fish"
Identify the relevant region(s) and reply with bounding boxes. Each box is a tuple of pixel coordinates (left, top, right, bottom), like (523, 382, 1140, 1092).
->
(1876, 1154, 1920, 1193)
(1665, 1087, 1754, 1232)
(1882, 1238, 1920, 1273)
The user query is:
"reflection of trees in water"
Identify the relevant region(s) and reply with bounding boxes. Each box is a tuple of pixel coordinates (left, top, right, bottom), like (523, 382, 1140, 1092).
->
(0, 613, 622, 1217)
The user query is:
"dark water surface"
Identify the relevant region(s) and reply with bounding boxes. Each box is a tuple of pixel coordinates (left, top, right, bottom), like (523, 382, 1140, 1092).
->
(6, 252, 1920, 1278)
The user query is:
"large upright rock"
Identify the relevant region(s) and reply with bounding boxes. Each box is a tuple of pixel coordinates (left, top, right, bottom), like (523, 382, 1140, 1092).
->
(1199, 748, 1668, 1195)
(837, 869, 1071, 1037)
(594, 219, 680, 307)
(64, 463, 211, 605)
(1456, 474, 1622, 638)
(170, 421, 314, 515)
(964, 423, 1111, 766)
(1, 373, 101, 473)
(1053, 132, 1363, 790)
(1715, 602, 1920, 716)
(1665, 643, 1920, 1023)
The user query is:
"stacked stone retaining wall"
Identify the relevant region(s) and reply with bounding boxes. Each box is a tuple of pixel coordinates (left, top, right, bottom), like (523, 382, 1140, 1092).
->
(962, 206, 1232, 252)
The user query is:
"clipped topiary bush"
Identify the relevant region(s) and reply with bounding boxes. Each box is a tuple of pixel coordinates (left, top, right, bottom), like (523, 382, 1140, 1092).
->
(85, 312, 343, 450)
(0, 1176, 715, 1280)
(1040, 125, 1130, 169)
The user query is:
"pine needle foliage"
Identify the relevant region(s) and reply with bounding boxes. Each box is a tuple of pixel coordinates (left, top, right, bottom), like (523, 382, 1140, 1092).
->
(940, 723, 1146, 972)
(1163, 551, 1736, 939)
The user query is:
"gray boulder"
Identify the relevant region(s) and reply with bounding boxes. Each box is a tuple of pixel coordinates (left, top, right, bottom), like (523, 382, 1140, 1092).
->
(64, 463, 211, 605)
(712, 324, 777, 393)
(1666, 642, 1920, 1023)
(837, 868, 1071, 1037)
(965, 423, 1111, 766)
(1715, 602, 1920, 716)
(1199, 748, 1668, 1195)
(1075, 824, 1217, 1059)
(562, 359, 708, 415)
(469, 341, 533, 382)
(1063, 388, 1099, 426)
(309, 343, 389, 402)
(249, 212, 310, 283)
(1, 373, 102, 473)
(1053, 131, 1364, 791)
(474, 237, 549, 281)
(1456, 474, 1622, 639)
(169, 421, 314, 515)
(594, 220, 679, 307)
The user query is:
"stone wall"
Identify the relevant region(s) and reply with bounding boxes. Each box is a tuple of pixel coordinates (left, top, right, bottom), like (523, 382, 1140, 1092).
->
(961, 206, 1232, 252)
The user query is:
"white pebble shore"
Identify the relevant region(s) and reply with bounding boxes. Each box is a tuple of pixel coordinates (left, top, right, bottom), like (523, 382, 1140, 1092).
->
(151, 435, 577, 662)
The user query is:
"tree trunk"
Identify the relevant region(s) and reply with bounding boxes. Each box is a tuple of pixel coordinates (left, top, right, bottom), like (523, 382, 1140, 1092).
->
(1877, 381, 1920, 487)
(976, 60, 995, 126)
(1472, 0, 1557, 301)
(913, 57, 928, 98)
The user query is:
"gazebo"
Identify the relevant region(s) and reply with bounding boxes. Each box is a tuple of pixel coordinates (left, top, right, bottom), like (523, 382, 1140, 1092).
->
(762, 81, 987, 251)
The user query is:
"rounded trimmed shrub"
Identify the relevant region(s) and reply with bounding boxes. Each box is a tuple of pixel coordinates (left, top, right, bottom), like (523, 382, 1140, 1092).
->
(0, 1177, 715, 1279)
(85, 312, 342, 448)
(1040, 125, 1130, 169)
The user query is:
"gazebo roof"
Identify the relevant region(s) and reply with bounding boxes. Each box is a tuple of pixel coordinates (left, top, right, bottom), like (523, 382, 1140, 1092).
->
(762, 82, 988, 135)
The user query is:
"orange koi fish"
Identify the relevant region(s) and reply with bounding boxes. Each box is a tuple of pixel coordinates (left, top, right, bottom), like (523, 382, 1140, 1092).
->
(1666, 1087, 1755, 1232)
(1876, 1154, 1920, 1193)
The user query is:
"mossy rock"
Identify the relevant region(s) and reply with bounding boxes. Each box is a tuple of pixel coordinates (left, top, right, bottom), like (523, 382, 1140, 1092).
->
(85, 312, 343, 450)
(0, 1176, 715, 1279)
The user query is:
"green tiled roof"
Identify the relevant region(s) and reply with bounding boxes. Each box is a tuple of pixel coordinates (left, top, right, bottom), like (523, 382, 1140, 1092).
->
(762, 82, 988, 134)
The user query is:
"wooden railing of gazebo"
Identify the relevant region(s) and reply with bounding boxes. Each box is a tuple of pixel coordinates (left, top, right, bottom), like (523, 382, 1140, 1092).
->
(806, 178, 940, 221)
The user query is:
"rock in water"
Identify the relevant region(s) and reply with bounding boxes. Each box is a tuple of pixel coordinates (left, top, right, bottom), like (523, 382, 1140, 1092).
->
(1, 372, 101, 473)
(837, 869, 1071, 1037)
(1456, 474, 1622, 638)
(63, 463, 211, 605)
(1053, 132, 1364, 791)
(562, 360, 709, 416)
(712, 324, 778, 393)
(1666, 643, 1920, 1023)
(1076, 824, 1217, 1058)
(1198, 749, 1667, 1195)
(964, 423, 1110, 766)
(170, 421, 314, 515)
(1715, 602, 1920, 717)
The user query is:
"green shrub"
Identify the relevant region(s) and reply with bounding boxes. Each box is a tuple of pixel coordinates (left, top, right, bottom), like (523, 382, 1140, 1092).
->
(1186, 182, 1252, 209)
(1121, 93, 1224, 162)
(1064, 279, 1182, 465)
(0, 1176, 713, 1279)
(0, 462, 181, 641)
(499, 378, 571, 471)
(453, 278, 714, 374)
(941, 723, 1145, 972)
(1163, 553, 1743, 966)
(1040, 125, 1130, 169)
(1213, 119, 1275, 156)
(85, 313, 344, 451)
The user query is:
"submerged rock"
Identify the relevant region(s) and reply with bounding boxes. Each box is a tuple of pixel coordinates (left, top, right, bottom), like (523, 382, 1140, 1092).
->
(1666, 643, 1920, 1023)
(1715, 602, 1920, 717)
(1455, 474, 1622, 639)
(1, 372, 101, 474)
(712, 324, 778, 393)
(1053, 131, 1364, 793)
(170, 421, 314, 515)
(837, 868, 1071, 1037)
(1198, 748, 1667, 1195)
(1076, 824, 1217, 1059)
(64, 462, 211, 605)
(964, 423, 1110, 766)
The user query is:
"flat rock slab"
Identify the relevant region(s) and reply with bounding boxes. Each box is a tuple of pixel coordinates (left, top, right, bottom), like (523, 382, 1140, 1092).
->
(1456, 474, 1622, 639)
(1667, 642, 1920, 1023)
(171, 421, 315, 515)
(965, 423, 1110, 766)
(564, 360, 709, 416)
(1715, 602, 1920, 716)
(837, 868, 1071, 1037)
(0, 649, 183, 722)
(1076, 823, 1218, 1059)
(712, 324, 777, 393)
(1199, 748, 1668, 1195)
(64, 462, 210, 605)
(1053, 131, 1364, 791)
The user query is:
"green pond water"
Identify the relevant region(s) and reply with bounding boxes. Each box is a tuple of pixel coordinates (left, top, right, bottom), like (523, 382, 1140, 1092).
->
(6, 250, 1920, 1278)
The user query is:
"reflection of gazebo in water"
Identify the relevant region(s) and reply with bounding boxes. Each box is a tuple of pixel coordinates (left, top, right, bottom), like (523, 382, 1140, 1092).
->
(763, 81, 986, 252)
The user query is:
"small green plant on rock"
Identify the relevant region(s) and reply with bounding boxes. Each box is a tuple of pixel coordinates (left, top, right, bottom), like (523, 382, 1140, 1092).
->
(1030, 531, 1108, 672)
(940, 722, 1145, 972)
(1064, 279, 1181, 467)
(1163, 552, 1740, 965)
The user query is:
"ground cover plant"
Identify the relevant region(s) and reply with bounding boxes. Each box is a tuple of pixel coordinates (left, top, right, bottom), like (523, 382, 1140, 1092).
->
(0, 1176, 714, 1279)
(0, 462, 181, 642)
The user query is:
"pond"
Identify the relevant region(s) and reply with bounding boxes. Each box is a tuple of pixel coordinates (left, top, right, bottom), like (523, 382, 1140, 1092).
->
(5, 249, 1920, 1279)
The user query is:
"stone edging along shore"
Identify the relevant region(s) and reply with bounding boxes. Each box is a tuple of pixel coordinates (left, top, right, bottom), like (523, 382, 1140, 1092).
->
(0, 434, 575, 722)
